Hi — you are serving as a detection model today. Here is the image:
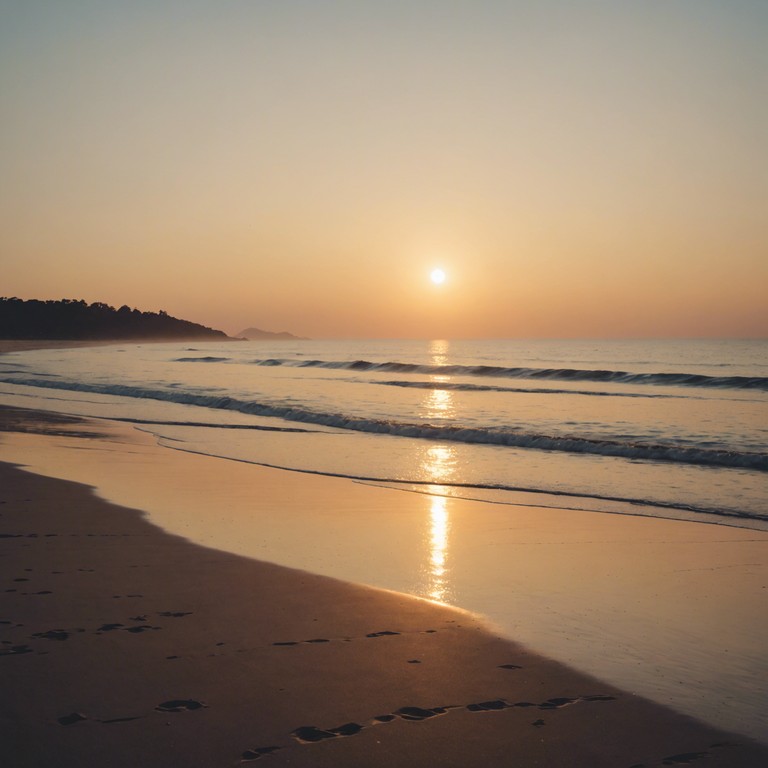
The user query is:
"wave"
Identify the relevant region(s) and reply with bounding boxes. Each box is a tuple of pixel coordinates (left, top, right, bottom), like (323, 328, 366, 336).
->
(371, 380, 693, 399)
(3, 376, 766, 471)
(232, 358, 768, 391)
(174, 356, 231, 363)
(112, 417, 316, 433)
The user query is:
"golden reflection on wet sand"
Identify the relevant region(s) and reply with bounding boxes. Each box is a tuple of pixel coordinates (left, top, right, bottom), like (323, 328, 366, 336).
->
(426, 492, 452, 603)
(421, 444, 455, 482)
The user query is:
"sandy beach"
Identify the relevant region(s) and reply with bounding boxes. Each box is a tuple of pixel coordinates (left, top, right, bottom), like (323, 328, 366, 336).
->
(1, 397, 767, 767)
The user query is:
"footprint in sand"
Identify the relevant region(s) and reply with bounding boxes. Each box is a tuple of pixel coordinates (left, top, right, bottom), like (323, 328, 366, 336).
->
(58, 712, 88, 726)
(0, 644, 33, 657)
(155, 699, 207, 713)
(292, 722, 365, 743)
(32, 629, 74, 641)
(273, 628, 435, 646)
(237, 690, 620, 761)
(393, 706, 448, 721)
(467, 700, 510, 712)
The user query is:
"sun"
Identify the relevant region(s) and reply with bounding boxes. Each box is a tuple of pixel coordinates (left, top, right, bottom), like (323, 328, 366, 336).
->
(430, 268, 447, 285)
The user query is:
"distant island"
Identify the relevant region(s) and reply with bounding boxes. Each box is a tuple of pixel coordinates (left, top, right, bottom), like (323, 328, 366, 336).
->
(0, 298, 230, 341)
(237, 326, 308, 341)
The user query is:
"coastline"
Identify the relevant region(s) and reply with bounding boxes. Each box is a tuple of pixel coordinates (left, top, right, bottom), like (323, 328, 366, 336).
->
(2, 406, 768, 766)
(0, 340, 121, 353)
(0, 339, 241, 354)
(1, 406, 766, 742)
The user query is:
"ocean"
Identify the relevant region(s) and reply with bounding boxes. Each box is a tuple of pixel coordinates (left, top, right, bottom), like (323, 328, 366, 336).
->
(0, 338, 765, 530)
(1, 338, 767, 741)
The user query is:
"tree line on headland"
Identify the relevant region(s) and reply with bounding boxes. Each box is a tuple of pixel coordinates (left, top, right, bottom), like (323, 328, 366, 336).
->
(0, 298, 229, 340)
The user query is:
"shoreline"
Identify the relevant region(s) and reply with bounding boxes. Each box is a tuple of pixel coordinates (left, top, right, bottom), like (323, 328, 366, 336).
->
(2, 414, 768, 766)
(0, 338, 243, 354)
(2, 406, 766, 743)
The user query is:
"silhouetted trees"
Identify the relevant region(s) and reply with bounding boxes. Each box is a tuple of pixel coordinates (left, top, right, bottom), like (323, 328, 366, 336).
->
(0, 298, 229, 340)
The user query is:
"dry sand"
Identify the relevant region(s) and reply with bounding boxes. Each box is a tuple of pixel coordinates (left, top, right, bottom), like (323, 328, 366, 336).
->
(1, 405, 768, 767)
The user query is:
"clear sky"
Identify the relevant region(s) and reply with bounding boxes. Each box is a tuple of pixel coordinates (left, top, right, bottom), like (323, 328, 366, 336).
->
(2, 1, 766, 338)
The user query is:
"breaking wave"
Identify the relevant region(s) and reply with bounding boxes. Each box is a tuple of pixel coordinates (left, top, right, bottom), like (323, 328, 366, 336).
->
(174, 356, 230, 363)
(3, 376, 766, 472)
(171, 356, 768, 391)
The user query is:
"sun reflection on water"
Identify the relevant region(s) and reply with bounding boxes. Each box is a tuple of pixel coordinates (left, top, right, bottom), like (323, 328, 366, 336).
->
(411, 340, 458, 603)
(429, 338, 450, 366)
(423, 381, 455, 421)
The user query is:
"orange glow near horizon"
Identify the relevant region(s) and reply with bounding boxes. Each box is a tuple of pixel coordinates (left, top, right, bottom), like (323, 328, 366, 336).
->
(2, 3, 766, 339)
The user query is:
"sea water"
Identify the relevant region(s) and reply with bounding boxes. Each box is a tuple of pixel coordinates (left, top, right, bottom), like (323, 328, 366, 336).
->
(0, 338, 765, 529)
(1, 339, 767, 740)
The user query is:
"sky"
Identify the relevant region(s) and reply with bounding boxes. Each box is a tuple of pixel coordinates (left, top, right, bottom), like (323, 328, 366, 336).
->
(1, 0, 766, 339)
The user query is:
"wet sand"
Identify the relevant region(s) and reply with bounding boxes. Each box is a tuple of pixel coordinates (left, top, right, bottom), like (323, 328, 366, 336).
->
(0, 339, 133, 354)
(0, 339, 238, 353)
(1, 405, 767, 766)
